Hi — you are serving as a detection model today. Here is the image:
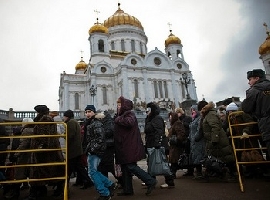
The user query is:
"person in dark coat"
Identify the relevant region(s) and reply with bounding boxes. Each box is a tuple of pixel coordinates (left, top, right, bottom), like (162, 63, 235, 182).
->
(98, 110, 123, 188)
(63, 110, 93, 194)
(241, 69, 270, 171)
(189, 104, 206, 179)
(25, 105, 65, 200)
(114, 96, 157, 196)
(167, 112, 186, 179)
(84, 105, 115, 200)
(4, 118, 33, 199)
(0, 118, 9, 177)
(175, 107, 193, 176)
(144, 102, 175, 188)
(200, 102, 235, 181)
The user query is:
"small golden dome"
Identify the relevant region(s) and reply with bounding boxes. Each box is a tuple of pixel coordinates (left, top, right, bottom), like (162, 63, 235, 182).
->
(75, 57, 88, 70)
(104, 3, 144, 30)
(165, 30, 181, 47)
(259, 23, 270, 55)
(89, 18, 109, 35)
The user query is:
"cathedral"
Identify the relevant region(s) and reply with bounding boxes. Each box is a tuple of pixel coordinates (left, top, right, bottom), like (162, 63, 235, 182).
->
(58, 3, 198, 113)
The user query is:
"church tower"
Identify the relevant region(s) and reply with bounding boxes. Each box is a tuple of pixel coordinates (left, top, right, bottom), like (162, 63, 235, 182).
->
(259, 23, 270, 79)
(88, 18, 110, 64)
(165, 29, 184, 60)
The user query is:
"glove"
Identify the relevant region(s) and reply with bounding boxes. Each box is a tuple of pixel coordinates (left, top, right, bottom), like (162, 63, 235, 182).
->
(240, 132, 249, 139)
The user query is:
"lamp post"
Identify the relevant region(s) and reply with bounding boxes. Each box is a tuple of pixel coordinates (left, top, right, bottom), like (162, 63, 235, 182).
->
(89, 84, 97, 105)
(180, 73, 191, 99)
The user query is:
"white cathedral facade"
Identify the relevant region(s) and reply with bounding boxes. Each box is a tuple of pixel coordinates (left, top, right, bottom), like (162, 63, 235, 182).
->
(59, 4, 198, 112)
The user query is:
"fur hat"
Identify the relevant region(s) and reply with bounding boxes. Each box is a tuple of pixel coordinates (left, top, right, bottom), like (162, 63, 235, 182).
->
(226, 102, 238, 111)
(197, 100, 208, 111)
(247, 69, 266, 79)
(34, 105, 49, 114)
(49, 111, 59, 118)
(64, 109, 74, 118)
(175, 107, 185, 114)
(85, 105, 96, 113)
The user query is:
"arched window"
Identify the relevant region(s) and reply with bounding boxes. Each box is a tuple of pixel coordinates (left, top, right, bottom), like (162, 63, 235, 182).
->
(75, 93, 79, 109)
(111, 41, 115, 50)
(131, 40, 135, 52)
(177, 50, 181, 58)
(98, 39, 104, 52)
(134, 79, 139, 98)
(154, 81, 158, 98)
(168, 51, 172, 60)
(121, 39, 125, 51)
(102, 87, 108, 104)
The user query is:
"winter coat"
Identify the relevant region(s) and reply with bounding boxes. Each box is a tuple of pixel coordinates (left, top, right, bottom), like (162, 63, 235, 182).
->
(144, 102, 167, 149)
(0, 118, 9, 152)
(168, 112, 186, 163)
(85, 113, 106, 157)
(29, 114, 64, 185)
(114, 96, 145, 164)
(242, 78, 270, 142)
(102, 111, 115, 147)
(66, 118, 83, 159)
(201, 102, 234, 163)
(14, 126, 33, 180)
(189, 113, 205, 165)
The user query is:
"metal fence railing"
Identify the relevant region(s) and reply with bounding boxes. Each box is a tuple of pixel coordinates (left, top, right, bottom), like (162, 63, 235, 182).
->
(0, 121, 68, 200)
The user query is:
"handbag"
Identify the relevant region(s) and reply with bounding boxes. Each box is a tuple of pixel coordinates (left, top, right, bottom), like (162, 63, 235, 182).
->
(241, 139, 264, 162)
(147, 147, 171, 176)
(200, 155, 225, 174)
(178, 152, 189, 169)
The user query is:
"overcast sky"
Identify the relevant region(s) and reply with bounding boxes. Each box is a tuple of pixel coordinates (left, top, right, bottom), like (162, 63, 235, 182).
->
(0, 0, 269, 111)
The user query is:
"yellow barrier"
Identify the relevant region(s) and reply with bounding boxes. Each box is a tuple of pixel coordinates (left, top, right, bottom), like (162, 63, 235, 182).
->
(228, 111, 270, 192)
(0, 121, 68, 200)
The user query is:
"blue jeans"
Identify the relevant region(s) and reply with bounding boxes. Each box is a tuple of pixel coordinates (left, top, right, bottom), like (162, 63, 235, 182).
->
(88, 154, 113, 196)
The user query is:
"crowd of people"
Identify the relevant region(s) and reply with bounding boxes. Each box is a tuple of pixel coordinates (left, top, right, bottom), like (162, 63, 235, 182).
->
(0, 68, 270, 200)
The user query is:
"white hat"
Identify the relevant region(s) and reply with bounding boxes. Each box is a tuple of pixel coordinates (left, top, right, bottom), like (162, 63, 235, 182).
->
(226, 102, 238, 111)
(22, 118, 33, 123)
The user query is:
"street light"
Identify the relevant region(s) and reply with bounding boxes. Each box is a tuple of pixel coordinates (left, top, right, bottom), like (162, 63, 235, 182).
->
(180, 73, 191, 99)
(89, 84, 97, 105)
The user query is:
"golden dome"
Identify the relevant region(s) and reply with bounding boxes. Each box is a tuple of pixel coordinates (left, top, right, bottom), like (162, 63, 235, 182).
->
(165, 30, 181, 47)
(259, 23, 270, 55)
(75, 57, 88, 70)
(89, 18, 109, 34)
(104, 3, 144, 30)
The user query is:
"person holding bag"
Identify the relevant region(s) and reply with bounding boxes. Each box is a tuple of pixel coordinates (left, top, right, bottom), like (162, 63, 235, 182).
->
(167, 112, 187, 179)
(144, 102, 175, 189)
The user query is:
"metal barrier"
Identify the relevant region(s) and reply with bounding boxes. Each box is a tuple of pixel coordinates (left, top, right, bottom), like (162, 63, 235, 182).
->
(228, 111, 270, 192)
(0, 121, 68, 200)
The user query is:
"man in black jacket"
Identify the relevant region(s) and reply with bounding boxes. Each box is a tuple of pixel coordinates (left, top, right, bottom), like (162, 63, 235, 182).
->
(241, 69, 270, 174)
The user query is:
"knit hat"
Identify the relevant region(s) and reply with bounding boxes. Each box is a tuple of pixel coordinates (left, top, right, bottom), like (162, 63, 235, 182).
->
(226, 102, 238, 111)
(85, 105, 96, 113)
(175, 107, 185, 114)
(247, 69, 266, 79)
(64, 109, 74, 118)
(191, 105, 198, 111)
(34, 105, 49, 114)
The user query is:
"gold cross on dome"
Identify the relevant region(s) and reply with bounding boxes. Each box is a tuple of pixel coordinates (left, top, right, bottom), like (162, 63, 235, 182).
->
(80, 50, 84, 57)
(167, 22, 172, 30)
